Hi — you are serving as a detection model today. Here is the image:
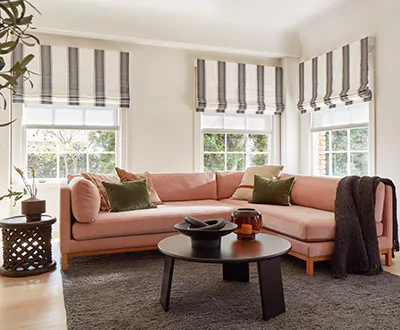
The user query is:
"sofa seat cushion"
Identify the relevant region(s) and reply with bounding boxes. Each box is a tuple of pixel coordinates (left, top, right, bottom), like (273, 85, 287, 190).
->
(72, 200, 236, 241)
(221, 199, 383, 242)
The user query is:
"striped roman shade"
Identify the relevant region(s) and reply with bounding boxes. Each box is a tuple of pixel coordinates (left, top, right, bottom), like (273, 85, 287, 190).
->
(196, 59, 284, 115)
(298, 37, 372, 114)
(12, 44, 131, 108)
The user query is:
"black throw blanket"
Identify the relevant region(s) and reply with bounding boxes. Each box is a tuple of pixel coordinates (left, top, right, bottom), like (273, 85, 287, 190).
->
(331, 176, 399, 279)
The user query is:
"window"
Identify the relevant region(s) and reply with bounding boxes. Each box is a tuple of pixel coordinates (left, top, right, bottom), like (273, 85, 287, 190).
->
(200, 114, 272, 172)
(26, 129, 116, 179)
(22, 105, 119, 179)
(203, 133, 269, 171)
(311, 102, 371, 177)
(313, 127, 368, 177)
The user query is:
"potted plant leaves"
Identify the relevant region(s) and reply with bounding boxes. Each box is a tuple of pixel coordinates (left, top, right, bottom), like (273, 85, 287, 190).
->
(0, 166, 45, 221)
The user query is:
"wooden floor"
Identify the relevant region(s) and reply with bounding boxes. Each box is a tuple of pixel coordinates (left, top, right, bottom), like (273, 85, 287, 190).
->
(0, 243, 399, 330)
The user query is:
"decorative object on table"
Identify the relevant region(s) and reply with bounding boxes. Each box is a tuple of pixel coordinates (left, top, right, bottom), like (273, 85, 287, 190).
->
(231, 208, 262, 240)
(0, 166, 46, 221)
(173, 216, 237, 249)
(0, 215, 56, 277)
(0, 0, 41, 127)
(251, 175, 295, 206)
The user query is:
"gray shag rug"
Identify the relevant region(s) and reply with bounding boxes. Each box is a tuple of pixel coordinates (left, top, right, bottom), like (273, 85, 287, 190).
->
(62, 251, 400, 330)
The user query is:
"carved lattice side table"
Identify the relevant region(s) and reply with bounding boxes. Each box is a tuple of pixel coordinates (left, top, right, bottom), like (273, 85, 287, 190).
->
(0, 215, 56, 277)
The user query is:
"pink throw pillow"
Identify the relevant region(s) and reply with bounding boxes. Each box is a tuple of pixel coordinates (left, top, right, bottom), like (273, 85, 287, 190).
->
(69, 177, 101, 223)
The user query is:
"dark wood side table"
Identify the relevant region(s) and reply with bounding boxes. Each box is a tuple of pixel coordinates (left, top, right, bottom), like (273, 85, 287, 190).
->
(158, 233, 291, 321)
(0, 215, 57, 277)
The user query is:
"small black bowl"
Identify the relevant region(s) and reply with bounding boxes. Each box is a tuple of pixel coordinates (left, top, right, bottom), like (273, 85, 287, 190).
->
(174, 221, 237, 250)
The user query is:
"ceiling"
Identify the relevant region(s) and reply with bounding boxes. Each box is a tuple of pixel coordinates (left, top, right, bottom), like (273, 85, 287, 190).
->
(33, 0, 347, 57)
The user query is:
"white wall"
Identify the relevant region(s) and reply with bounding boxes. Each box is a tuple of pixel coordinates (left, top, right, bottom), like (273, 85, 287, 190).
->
(297, 0, 400, 184)
(0, 98, 11, 217)
(281, 57, 300, 174)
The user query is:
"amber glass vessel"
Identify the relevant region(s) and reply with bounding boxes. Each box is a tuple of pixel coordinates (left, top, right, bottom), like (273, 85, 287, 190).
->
(231, 208, 262, 240)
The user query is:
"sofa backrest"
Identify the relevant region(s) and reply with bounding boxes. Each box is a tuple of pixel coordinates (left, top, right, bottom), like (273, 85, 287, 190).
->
(280, 173, 385, 222)
(215, 171, 244, 199)
(150, 172, 217, 202)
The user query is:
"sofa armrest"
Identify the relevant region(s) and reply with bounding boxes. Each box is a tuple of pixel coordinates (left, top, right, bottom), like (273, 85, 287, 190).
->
(382, 185, 393, 248)
(60, 185, 72, 253)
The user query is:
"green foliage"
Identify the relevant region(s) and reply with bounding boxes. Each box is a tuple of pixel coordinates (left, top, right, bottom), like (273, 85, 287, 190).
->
(203, 133, 269, 172)
(332, 153, 347, 176)
(248, 134, 268, 152)
(351, 152, 368, 176)
(26, 129, 116, 178)
(204, 154, 224, 172)
(59, 154, 87, 177)
(204, 133, 224, 152)
(249, 153, 268, 166)
(350, 127, 368, 151)
(89, 153, 115, 174)
(0, 0, 41, 125)
(88, 131, 115, 152)
(27, 153, 57, 178)
(227, 134, 245, 152)
(332, 130, 347, 151)
(227, 154, 245, 171)
(0, 188, 27, 206)
(317, 128, 368, 177)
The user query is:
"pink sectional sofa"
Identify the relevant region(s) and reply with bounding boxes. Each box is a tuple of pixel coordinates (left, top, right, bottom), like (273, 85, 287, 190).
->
(60, 172, 394, 276)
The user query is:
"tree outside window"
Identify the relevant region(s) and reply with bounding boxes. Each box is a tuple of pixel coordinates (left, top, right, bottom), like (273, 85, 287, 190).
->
(314, 127, 368, 177)
(203, 133, 269, 172)
(26, 129, 116, 179)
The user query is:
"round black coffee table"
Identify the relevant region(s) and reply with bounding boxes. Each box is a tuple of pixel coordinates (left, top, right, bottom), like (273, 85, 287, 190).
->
(0, 215, 57, 277)
(158, 233, 291, 321)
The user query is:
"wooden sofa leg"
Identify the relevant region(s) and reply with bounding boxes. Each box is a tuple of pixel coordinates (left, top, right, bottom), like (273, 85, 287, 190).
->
(385, 249, 393, 267)
(306, 258, 315, 276)
(61, 254, 68, 271)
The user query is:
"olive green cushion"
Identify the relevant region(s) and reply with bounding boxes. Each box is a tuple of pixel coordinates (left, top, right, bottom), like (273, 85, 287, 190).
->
(251, 175, 295, 206)
(102, 180, 156, 212)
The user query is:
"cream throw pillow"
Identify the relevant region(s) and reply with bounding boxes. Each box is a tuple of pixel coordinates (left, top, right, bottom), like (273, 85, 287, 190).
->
(230, 165, 284, 201)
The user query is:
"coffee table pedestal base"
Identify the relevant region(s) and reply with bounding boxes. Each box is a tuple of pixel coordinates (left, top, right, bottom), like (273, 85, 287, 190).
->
(223, 262, 249, 282)
(160, 256, 286, 320)
(258, 258, 285, 320)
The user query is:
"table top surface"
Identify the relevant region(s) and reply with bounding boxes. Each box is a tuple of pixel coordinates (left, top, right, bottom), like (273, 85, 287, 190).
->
(0, 215, 56, 228)
(158, 233, 291, 263)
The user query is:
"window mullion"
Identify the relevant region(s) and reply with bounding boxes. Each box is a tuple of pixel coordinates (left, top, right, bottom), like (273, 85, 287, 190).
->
(329, 131, 333, 176)
(347, 129, 351, 175)
(224, 133, 227, 171)
(86, 131, 90, 172)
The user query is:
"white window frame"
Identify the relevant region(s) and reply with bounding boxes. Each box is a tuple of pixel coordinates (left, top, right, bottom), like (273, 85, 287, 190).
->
(312, 127, 369, 177)
(194, 112, 276, 172)
(310, 101, 375, 177)
(11, 104, 126, 184)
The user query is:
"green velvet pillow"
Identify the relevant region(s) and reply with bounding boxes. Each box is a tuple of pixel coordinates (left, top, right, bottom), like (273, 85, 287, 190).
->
(251, 175, 295, 206)
(102, 180, 156, 212)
